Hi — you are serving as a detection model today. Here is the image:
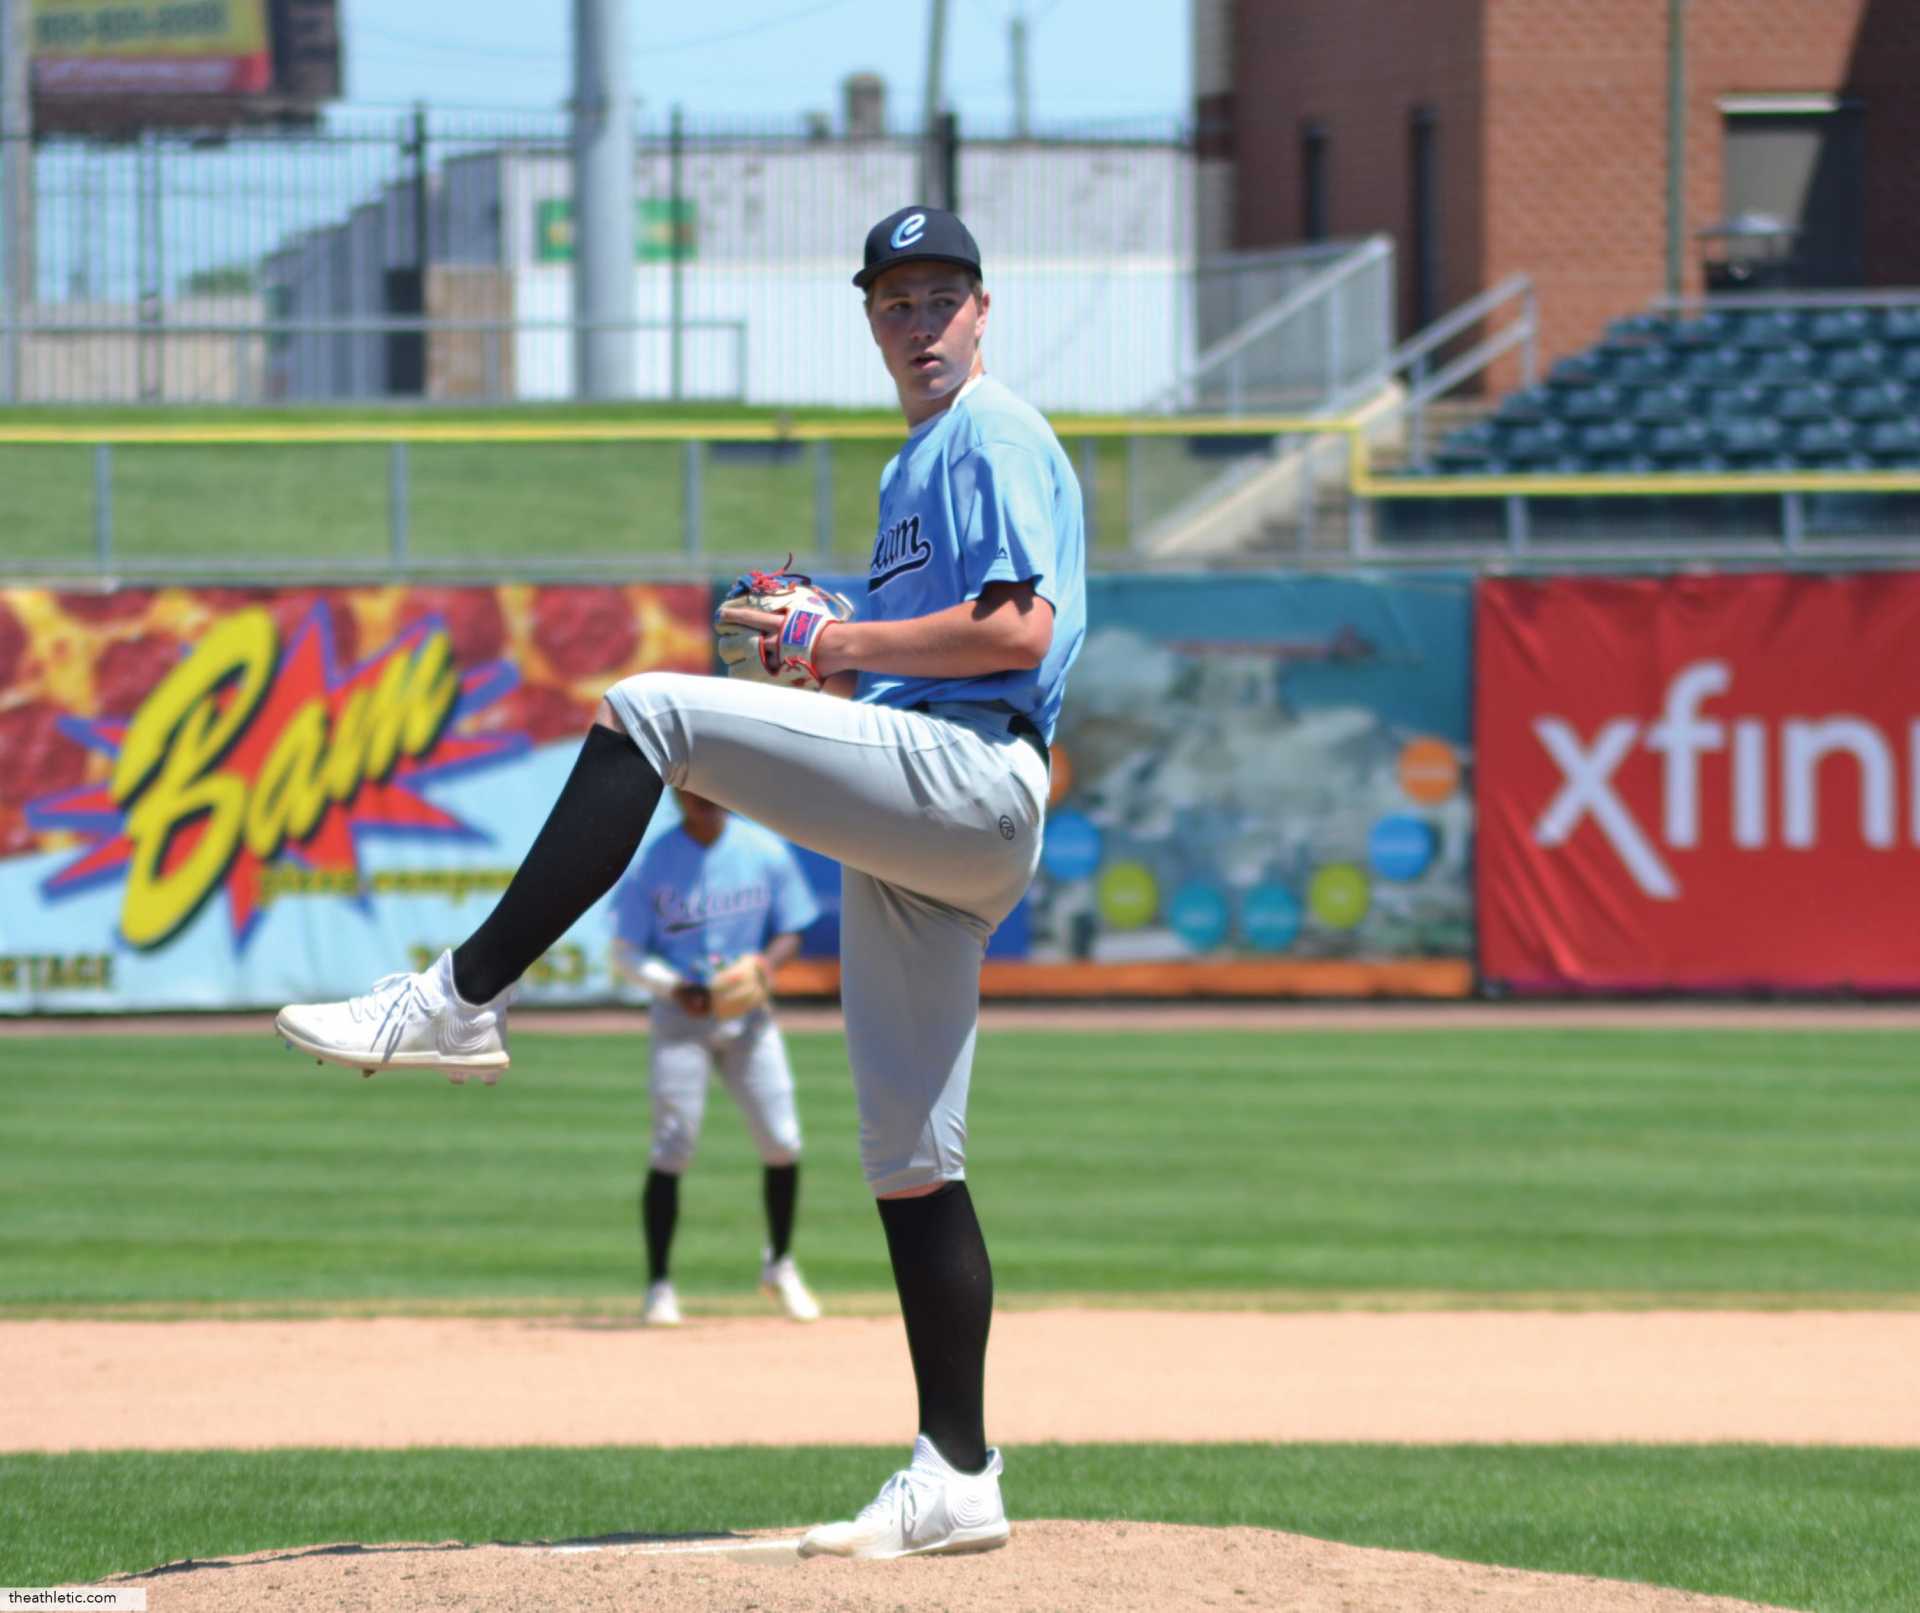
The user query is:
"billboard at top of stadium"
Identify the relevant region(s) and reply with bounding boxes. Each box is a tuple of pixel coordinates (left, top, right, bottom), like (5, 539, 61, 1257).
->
(30, 0, 341, 132)
(31, 0, 271, 96)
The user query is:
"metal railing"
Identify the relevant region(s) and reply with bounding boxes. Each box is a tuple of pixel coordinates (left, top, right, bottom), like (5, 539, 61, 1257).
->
(0, 107, 1203, 412)
(1158, 236, 1395, 415)
(1384, 273, 1539, 468)
(0, 314, 752, 405)
(9, 409, 1913, 588)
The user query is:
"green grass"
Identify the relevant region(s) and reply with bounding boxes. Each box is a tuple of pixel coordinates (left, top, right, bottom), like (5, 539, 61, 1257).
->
(6, 1443, 1918, 1610)
(0, 402, 1158, 571)
(3, 1028, 1917, 1310)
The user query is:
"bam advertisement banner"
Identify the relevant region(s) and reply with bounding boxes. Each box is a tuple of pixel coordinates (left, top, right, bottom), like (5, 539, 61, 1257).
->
(0, 585, 708, 1013)
(1477, 572, 1920, 992)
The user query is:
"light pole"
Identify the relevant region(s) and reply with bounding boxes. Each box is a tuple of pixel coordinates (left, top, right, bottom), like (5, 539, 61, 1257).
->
(572, 0, 636, 399)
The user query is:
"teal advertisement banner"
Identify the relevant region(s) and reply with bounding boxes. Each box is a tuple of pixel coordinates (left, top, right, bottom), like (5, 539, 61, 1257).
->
(1024, 573, 1474, 981)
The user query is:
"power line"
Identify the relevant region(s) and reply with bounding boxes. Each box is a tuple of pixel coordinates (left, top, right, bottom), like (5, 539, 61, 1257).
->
(361, 1, 867, 69)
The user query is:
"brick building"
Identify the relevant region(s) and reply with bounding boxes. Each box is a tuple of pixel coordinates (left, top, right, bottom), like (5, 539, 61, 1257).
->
(1194, 0, 1920, 371)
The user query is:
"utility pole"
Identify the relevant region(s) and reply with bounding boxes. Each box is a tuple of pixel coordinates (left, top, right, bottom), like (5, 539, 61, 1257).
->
(572, 0, 635, 400)
(919, 0, 948, 203)
(1010, 7, 1030, 141)
(1666, 0, 1688, 301)
(1, 0, 32, 402)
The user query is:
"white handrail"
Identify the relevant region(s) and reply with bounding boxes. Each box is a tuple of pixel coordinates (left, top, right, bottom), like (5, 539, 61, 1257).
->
(1155, 234, 1393, 414)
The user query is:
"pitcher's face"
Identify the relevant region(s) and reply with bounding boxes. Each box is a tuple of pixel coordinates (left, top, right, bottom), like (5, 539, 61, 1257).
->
(866, 262, 989, 424)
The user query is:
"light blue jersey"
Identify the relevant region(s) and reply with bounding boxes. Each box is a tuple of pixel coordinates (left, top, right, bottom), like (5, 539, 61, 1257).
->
(613, 819, 821, 982)
(856, 375, 1086, 742)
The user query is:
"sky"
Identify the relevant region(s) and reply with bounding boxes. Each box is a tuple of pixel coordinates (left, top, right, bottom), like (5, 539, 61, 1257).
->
(341, 0, 1191, 133)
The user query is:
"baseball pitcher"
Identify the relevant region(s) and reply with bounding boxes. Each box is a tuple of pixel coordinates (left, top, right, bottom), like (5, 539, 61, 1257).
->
(278, 203, 1086, 1560)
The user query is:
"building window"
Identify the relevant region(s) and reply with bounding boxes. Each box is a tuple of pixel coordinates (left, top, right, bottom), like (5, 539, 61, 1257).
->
(1715, 95, 1864, 290)
(1409, 104, 1439, 328)
(1301, 121, 1329, 242)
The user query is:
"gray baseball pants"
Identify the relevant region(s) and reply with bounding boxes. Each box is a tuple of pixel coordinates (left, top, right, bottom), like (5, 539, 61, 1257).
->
(646, 999, 801, 1173)
(605, 672, 1048, 1196)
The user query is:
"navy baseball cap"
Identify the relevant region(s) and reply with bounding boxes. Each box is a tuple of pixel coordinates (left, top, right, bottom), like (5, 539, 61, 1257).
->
(854, 205, 982, 290)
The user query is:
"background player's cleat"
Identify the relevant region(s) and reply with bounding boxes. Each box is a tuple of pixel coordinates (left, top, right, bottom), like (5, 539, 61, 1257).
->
(799, 1436, 1009, 1559)
(760, 1251, 821, 1322)
(273, 951, 511, 1085)
(642, 1279, 683, 1327)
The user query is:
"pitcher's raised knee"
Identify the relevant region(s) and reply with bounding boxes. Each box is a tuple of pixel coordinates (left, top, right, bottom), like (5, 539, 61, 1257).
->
(604, 670, 705, 784)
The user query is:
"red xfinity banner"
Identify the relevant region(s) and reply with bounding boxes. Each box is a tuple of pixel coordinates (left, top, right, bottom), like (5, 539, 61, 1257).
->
(1477, 573, 1920, 992)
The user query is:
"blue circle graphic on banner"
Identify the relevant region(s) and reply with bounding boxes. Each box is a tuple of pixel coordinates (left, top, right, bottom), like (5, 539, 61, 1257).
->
(1369, 815, 1438, 882)
(1241, 884, 1303, 952)
(1040, 811, 1102, 881)
(1168, 882, 1231, 951)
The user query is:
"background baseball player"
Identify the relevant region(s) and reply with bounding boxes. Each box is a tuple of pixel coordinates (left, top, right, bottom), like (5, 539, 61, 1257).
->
(609, 788, 822, 1327)
(278, 202, 1086, 1561)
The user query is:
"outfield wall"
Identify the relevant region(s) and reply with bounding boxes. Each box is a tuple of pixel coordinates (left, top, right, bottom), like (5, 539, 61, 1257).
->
(0, 569, 1911, 1011)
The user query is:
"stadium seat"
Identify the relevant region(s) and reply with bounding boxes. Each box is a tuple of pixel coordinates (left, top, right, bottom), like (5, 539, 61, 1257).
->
(1667, 312, 1736, 350)
(1752, 345, 1818, 385)
(1714, 417, 1785, 458)
(1732, 309, 1802, 350)
(1502, 423, 1570, 463)
(1879, 307, 1920, 345)
(1610, 350, 1673, 386)
(1842, 382, 1909, 421)
(1793, 418, 1857, 457)
(1678, 347, 1748, 385)
(1649, 420, 1713, 461)
(1775, 384, 1837, 422)
(1824, 342, 1890, 386)
(1577, 419, 1640, 458)
(1494, 385, 1553, 424)
(1560, 384, 1623, 421)
(1631, 384, 1695, 423)
(1806, 308, 1872, 347)
(1897, 349, 1920, 384)
(1866, 419, 1920, 462)
(1604, 312, 1670, 347)
(1701, 384, 1770, 420)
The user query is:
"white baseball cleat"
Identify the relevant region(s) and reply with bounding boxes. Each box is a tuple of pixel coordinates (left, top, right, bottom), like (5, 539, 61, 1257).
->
(642, 1279, 683, 1327)
(760, 1251, 822, 1322)
(799, 1436, 1009, 1560)
(274, 950, 511, 1085)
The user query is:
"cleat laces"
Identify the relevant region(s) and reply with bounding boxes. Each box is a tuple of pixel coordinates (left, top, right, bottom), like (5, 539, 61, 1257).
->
(344, 972, 435, 1059)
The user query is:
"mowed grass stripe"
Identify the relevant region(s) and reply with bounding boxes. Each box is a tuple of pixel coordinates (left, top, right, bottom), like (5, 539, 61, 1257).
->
(3, 1029, 1916, 1306)
(5, 1444, 1918, 1611)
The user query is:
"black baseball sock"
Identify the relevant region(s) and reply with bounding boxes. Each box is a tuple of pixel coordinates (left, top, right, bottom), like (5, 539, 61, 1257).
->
(877, 1181, 992, 1474)
(451, 724, 663, 1004)
(763, 1163, 799, 1261)
(642, 1169, 680, 1285)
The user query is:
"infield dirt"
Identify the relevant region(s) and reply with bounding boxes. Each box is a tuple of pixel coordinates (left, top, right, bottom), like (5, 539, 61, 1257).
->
(17, 1306, 1907, 1612)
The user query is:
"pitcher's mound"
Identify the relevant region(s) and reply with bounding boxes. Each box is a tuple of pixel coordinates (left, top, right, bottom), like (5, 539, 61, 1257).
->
(114, 1520, 1790, 1611)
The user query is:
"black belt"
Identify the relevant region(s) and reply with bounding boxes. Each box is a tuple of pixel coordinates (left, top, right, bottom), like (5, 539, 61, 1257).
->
(1008, 713, 1051, 770)
(911, 702, 1050, 770)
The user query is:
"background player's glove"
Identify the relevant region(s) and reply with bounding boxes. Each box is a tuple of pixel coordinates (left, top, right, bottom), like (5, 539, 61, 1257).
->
(706, 952, 772, 1019)
(714, 560, 855, 691)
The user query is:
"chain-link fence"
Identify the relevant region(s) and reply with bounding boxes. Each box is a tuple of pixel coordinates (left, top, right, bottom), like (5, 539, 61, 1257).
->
(0, 106, 1271, 413)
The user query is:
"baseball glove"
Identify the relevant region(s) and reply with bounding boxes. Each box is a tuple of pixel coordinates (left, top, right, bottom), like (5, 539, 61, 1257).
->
(707, 952, 772, 1019)
(714, 558, 855, 691)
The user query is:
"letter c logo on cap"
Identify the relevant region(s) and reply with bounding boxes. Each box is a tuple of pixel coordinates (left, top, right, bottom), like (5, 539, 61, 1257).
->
(890, 213, 927, 250)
